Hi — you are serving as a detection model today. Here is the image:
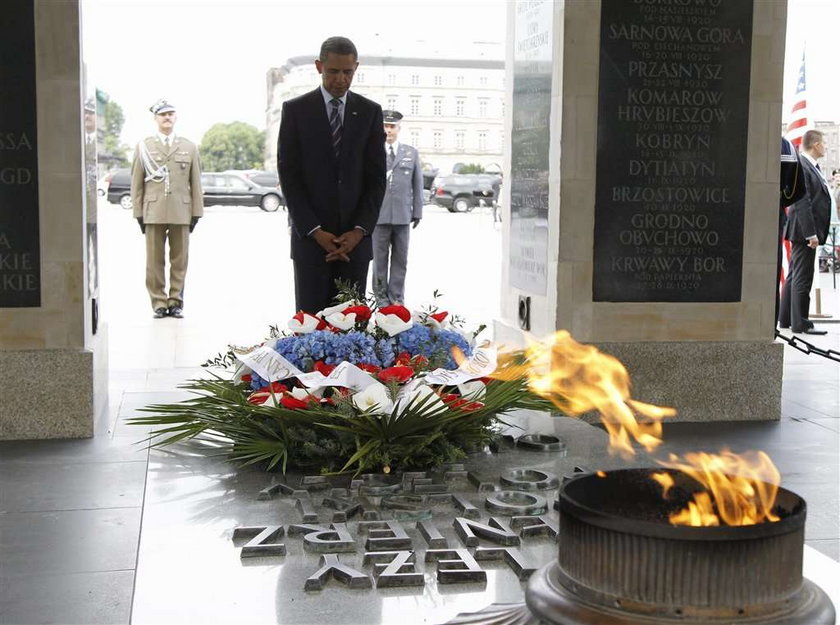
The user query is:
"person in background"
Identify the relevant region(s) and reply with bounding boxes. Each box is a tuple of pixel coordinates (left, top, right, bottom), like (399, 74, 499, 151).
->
(372, 109, 423, 307)
(777, 136, 805, 324)
(277, 36, 385, 314)
(778, 130, 831, 335)
(131, 99, 203, 319)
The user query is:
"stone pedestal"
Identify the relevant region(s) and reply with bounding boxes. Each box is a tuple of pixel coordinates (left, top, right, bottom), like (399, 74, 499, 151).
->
(0, 0, 107, 440)
(498, 0, 787, 422)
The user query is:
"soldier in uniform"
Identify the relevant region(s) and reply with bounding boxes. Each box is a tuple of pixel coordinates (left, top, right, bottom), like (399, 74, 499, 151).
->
(131, 99, 203, 318)
(372, 110, 423, 307)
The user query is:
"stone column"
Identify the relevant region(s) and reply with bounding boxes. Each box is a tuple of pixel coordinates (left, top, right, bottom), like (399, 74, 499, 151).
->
(498, 0, 787, 422)
(0, 0, 108, 440)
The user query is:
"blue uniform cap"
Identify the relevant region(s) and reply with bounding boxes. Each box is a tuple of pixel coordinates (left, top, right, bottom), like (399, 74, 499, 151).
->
(383, 109, 403, 124)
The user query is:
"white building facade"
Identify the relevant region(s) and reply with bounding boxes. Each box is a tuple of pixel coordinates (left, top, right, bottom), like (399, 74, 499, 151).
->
(265, 55, 505, 175)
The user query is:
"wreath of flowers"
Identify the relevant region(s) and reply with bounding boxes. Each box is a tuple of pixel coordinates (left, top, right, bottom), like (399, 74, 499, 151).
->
(131, 296, 552, 474)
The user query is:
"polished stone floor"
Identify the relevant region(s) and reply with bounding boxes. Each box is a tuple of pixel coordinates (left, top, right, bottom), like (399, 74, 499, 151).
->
(1, 205, 838, 624)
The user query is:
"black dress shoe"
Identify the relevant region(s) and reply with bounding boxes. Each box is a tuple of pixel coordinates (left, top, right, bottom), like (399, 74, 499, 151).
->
(778, 324, 790, 329)
(795, 328, 827, 335)
(153, 307, 168, 319)
(168, 305, 183, 318)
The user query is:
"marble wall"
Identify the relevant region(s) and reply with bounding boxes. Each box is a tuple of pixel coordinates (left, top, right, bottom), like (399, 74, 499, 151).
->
(498, 1, 788, 421)
(0, 0, 107, 439)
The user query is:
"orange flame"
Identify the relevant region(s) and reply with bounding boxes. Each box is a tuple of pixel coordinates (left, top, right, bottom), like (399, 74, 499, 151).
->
(495, 331, 675, 458)
(657, 450, 781, 526)
(489, 332, 782, 527)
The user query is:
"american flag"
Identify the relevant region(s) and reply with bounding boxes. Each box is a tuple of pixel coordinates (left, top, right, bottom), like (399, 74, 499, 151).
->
(786, 51, 809, 148)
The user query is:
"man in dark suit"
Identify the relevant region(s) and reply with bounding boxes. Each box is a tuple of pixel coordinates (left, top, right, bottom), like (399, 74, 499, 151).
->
(779, 130, 832, 335)
(277, 36, 386, 314)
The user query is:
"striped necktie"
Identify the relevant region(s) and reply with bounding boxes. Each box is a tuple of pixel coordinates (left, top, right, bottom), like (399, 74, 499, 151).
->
(329, 98, 342, 157)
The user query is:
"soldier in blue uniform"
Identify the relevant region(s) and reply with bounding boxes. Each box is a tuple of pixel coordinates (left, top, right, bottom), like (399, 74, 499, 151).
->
(372, 110, 423, 307)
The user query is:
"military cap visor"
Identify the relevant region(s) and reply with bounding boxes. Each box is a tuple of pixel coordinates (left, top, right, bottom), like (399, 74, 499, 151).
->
(383, 109, 403, 124)
(150, 99, 176, 115)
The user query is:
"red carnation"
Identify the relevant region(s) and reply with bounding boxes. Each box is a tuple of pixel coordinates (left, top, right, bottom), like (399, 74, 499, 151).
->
(395, 352, 412, 366)
(268, 381, 288, 393)
(378, 365, 414, 384)
(411, 355, 429, 367)
(314, 361, 336, 376)
(379, 304, 411, 322)
(343, 305, 372, 321)
(357, 363, 381, 374)
(241, 374, 252, 382)
(281, 394, 311, 410)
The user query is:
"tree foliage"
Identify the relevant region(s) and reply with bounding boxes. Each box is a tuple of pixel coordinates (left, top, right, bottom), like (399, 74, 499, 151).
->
(199, 122, 266, 172)
(457, 163, 486, 174)
(101, 98, 130, 167)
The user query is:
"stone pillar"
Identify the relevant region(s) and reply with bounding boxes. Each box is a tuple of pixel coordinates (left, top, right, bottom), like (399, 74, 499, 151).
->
(0, 0, 108, 440)
(498, 0, 787, 422)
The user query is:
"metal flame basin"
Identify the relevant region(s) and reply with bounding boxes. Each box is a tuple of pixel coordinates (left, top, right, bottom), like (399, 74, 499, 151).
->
(525, 468, 835, 624)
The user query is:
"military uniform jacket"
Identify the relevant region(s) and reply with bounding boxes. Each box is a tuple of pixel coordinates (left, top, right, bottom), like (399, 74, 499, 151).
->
(131, 136, 203, 224)
(377, 143, 423, 225)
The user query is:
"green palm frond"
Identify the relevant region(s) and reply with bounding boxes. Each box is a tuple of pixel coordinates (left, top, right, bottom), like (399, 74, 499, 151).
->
(127, 366, 555, 474)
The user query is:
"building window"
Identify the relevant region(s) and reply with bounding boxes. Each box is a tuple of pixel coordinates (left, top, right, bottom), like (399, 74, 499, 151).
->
(434, 75, 442, 86)
(388, 73, 396, 85)
(410, 129, 420, 146)
(480, 76, 488, 86)
(455, 131, 465, 151)
(411, 74, 420, 86)
(356, 72, 364, 83)
(433, 97, 443, 116)
(433, 131, 443, 149)
(478, 131, 487, 151)
(410, 97, 420, 116)
(478, 98, 488, 118)
(455, 98, 465, 116)
(386, 95, 397, 110)
(457, 75, 464, 87)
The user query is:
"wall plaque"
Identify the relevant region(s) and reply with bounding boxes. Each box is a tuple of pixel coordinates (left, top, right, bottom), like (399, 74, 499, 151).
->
(509, 0, 553, 295)
(1, 0, 41, 307)
(593, 0, 753, 302)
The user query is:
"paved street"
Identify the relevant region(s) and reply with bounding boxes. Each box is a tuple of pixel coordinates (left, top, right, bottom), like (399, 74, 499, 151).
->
(97, 198, 502, 371)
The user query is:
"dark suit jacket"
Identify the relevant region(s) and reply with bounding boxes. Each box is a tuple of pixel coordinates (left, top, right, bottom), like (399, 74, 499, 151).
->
(783, 154, 831, 245)
(277, 88, 386, 263)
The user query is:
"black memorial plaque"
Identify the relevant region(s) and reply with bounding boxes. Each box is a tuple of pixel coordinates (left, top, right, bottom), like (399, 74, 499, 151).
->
(593, 0, 753, 302)
(1, 0, 41, 307)
(510, 0, 552, 295)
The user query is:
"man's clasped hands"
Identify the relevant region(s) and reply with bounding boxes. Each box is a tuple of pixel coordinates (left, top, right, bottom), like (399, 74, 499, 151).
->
(312, 227, 364, 262)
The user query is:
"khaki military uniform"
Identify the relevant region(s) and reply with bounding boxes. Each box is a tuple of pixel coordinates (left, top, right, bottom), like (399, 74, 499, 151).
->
(131, 136, 203, 311)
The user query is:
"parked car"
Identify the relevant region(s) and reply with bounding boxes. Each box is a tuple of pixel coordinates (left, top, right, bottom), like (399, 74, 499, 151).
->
(430, 173, 501, 213)
(201, 172, 284, 212)
(103, 168, 132, 209)
(223, 169, 280, 188)
(104, 169, 284, 212)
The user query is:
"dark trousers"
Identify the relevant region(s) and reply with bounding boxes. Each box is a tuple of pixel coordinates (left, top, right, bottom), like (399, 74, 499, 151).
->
(775, 208, 785, 324)
(778, 240, 816, 331)
(293, 258, 369, 315)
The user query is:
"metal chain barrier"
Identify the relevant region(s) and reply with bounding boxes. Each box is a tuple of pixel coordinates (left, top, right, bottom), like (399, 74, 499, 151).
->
(775, 330, 840, 363)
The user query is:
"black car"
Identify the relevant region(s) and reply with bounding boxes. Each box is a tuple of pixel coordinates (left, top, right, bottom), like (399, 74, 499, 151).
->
(430, 173, 501, 213)
(105, 169, 284, 212)
(201, 172, 284, 212)
(225, 169, 280, 188)
(104, 168, 132, 209)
